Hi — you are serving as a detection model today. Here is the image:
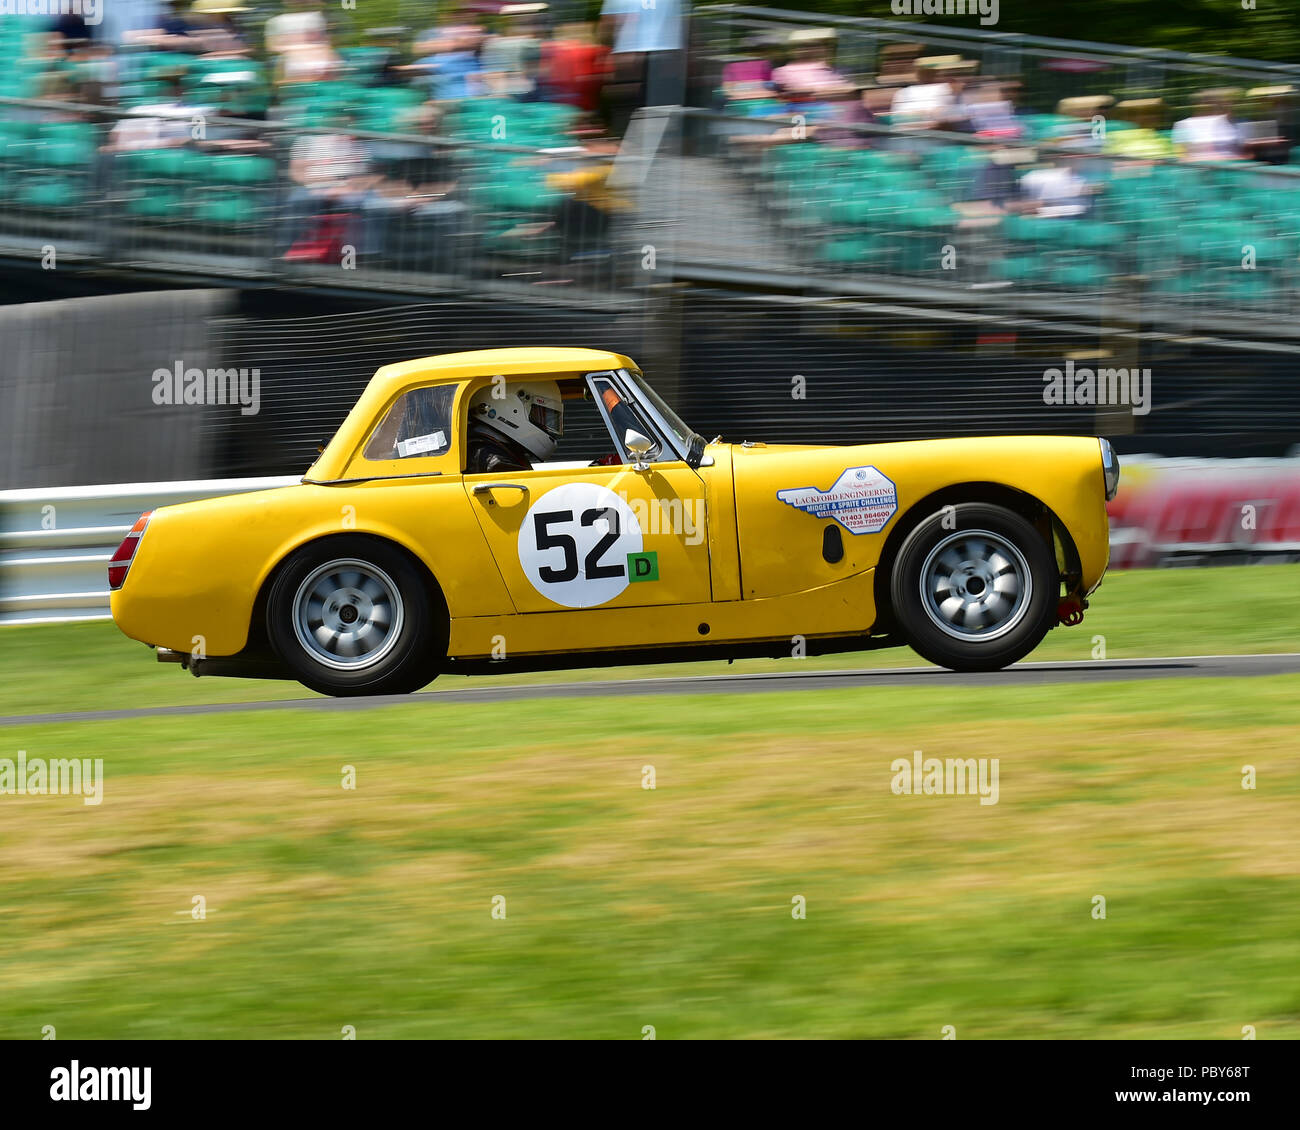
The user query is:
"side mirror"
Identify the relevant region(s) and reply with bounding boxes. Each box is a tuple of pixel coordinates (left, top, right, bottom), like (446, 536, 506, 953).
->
(625, 429, 654, 471)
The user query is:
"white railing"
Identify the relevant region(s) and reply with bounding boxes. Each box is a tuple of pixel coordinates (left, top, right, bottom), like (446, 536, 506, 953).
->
(0, 477, 297, 625)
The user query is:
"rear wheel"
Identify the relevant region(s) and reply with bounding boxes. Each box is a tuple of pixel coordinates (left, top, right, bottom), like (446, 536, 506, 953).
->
(889, 503, 1057, 672)
(267, 537, 443, 696)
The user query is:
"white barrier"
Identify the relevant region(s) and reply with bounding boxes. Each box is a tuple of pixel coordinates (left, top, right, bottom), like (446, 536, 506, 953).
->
(0, 477, 298, 625)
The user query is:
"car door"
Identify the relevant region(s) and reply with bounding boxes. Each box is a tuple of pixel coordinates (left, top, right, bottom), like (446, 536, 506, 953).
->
(465, 374, 713, 613)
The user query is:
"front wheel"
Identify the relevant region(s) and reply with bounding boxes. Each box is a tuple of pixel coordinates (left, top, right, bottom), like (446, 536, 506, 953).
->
(266, 537, 443, 696)
(889, 503, 1057, 672)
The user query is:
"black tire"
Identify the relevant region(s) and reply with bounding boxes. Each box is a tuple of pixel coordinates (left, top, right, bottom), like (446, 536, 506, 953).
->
(889, 503, 1057, 672)
(266, 537, 445, 697)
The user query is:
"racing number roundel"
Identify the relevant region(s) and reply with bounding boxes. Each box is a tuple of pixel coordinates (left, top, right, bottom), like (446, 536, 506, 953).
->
(517, 483, 643, 608)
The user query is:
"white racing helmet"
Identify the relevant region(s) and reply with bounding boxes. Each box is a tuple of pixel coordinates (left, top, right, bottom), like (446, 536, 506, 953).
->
(468, 379, 564, 461)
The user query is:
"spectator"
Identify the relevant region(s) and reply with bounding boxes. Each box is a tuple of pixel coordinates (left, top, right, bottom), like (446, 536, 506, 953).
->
(411, 16, 485, 102)
(1017, 154, 1098, 218)
(188, 0, 252, 55)
(479, 5, 545, 100)
(962, 79, 1024, 140)
(544, 134, 630, 261)
(539, 22, 610, 114)
(1237, 85, 1295, 165)
(1104, 99, 1175, 160)
(1053, 94, 1113, 153)
(966, 145, 1035, 212)
(719, 32, 778, 106)
(122, 0, 202, 52)
(1172, 90, 1244, 162)
(267, 0, 337, 86)
(280, 111, 376, 258)
(599, 0, 688, 135)
(771, 28, 854, 101)
(101, 72, 200, 151)
(101, 0, 168, 49)
(890, 57, 958, 129)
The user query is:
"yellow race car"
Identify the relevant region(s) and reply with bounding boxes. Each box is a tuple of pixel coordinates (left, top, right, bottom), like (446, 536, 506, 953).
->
(110, 347, 1117, 696)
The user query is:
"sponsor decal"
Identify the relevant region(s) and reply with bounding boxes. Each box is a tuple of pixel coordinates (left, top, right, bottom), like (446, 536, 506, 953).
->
(777, 466, 898, 535)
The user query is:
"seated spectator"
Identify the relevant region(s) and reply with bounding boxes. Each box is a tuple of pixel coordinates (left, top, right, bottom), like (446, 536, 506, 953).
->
(195, 74, 272, 140)
(875, 41, 924, 89)
(267, 0, 338, 85)
(719, 32, 778, 106)
(479, 5, 545, 100)
(771, 28, 854, 101)
(101, 73, 202, 151)
(962, 79, 1025, 140)
(1237, 85, 1295, 165)
(122, 0, 204, 52)
(1104, 99, 1175, 160)
(1054, 94, 1114, 153)
(279, 27, 339, 85)
(1172, 90, 1244, 162)
(266, 0, 324, 56)
(411, 17, 485, 101)
(889, 57, 958, 129)
(188, 0, 252, 55)
(280, 111, 376, 259)
(964, 145, 1036, 213)
(1017, 154, 1098, 218)
(539, 23, 610, 113)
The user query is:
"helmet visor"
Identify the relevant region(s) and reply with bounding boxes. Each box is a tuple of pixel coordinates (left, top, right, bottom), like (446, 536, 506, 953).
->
(529, 401, 562, 439)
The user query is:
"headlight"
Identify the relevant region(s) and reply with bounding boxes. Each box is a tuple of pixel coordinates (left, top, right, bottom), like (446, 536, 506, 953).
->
(1099, 438, 1120, 501)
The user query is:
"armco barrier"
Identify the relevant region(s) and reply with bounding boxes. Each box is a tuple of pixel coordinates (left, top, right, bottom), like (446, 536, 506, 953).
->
(0, 477, 297, 625)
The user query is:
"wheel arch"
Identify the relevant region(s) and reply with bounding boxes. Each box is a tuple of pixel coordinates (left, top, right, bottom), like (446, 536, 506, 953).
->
(872, 482, 1081, 633)
(248, 531, 450, 659)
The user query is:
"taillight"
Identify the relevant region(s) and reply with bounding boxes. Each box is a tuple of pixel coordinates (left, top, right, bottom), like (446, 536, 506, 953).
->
(108, 511, 152, 590)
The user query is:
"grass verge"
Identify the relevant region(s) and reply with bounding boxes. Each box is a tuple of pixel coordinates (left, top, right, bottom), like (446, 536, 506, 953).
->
(1, 676, 1296, 1038)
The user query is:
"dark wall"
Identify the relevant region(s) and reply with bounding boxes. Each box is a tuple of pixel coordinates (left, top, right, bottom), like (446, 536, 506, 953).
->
(4, 282, 1298, 488)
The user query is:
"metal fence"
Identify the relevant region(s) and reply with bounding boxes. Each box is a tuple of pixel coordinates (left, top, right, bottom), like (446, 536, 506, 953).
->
(8, 92, 1300, 339)
(696, 5, 1300, 116)
(0, 96, 644, 305)
(0, 476, 295, 625)
(645, 105, 1300, 339)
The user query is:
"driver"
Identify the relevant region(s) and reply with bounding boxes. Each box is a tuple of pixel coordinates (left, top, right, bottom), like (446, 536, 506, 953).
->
(465, 379, 564, 473)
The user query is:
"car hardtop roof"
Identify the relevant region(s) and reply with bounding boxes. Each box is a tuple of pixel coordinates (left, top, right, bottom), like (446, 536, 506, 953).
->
(307, 347, 638, 482)
(371, 347, 637, 393)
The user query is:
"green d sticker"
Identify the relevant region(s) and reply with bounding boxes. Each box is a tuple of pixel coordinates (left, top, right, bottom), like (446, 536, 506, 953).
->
(627, 551, 659, 583)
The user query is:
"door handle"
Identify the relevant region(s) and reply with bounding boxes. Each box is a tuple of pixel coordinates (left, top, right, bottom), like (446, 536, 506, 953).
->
(472, 483, 529, 495)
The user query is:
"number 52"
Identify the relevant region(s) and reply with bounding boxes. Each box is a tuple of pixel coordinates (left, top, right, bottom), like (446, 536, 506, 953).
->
(533, 508, 623, 583)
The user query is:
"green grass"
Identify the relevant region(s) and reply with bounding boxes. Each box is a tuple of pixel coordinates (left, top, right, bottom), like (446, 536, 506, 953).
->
(1, 677, 1298, 1038)
(2, 565, 1297, 717)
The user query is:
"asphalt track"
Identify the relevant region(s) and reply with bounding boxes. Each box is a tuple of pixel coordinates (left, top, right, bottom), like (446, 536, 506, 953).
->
(3, 654, 1299, 726)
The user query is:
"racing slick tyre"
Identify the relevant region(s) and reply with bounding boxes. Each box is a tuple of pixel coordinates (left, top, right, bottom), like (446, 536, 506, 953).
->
(890, 503, 1057, 673)
(266, 537, 444, 697)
